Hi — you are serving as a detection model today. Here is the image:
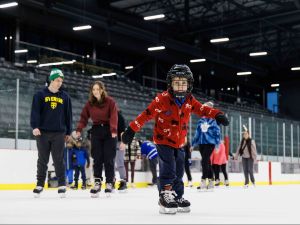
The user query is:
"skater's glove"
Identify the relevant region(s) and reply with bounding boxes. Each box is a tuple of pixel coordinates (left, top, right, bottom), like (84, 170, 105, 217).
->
(122, 126, 135, 144)
(215, 113, 229, 126)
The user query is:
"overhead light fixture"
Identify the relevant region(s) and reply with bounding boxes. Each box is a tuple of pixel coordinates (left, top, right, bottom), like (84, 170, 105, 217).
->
(14, 49, 28, 54)
(144, 14, 165, 21)
(92, 72, 117, 79)
(291, 67, 300, 71)
(73, 25, 92, 31)
(37, 60, 76, 67)
(190, 59, 206, 63)
(249, 51, 268, 56)
(271, 83, 280, 87)
(27, 60, 37, 64)
(4, 36, 7, 40)
(237, 71, 252, 76)
(148, 46, 165, 51)
(0, 2, 18, 9)
(125, 66, 133, 70)
(210, 37, 229, 43)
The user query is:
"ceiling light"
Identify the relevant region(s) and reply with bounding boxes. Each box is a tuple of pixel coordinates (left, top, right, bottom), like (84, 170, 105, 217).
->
(27, 60, 37, 64)
(237, 71, 252, 76)
(144, 14, 165, 21)
(0, 2, 18, 9)
(249, 52, 268, 56)
(190, 59, 206, 63)
(14, 49, 28, 53)
(291, 67, 300, 71)
(148, 46, 165, 51)
(210, 37, 229, 43)
(73, 25, 92, 31)
(271, 84, 280, 87)
(125, 66, 133, 69)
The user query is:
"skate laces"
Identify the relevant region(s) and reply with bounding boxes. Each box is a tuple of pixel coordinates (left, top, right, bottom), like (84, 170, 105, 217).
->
(161, 190, 177, 203)
(176, 197, 187, 203)
(106, 183, 113, 190)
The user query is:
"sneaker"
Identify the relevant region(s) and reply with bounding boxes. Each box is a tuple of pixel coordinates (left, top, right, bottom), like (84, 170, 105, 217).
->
(58, 186, 66, 198)
(33, 186, 43, 198)
(90, 179, 101, 198)
(176, 197, 191, 213)
(159, 188, 178, 214)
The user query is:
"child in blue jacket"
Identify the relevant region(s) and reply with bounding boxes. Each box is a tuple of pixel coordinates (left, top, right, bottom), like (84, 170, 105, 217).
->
(71, 135, 90, 190)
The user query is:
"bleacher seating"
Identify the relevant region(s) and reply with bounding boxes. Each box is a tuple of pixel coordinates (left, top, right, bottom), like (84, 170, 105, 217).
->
(0, 60, 286, 140)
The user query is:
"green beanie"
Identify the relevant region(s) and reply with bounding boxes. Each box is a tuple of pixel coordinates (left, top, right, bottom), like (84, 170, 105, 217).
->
(49, 68, 64, 81)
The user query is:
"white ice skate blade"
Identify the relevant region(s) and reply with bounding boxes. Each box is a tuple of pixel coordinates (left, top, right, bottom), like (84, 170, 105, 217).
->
(118, 189, 128, 193)
(159, 206, 177, 215)
(59, 193, 66, 198)
(91, 193, 99, 198)
(177, 207, 191, 213)
(33, 193, 40, 198)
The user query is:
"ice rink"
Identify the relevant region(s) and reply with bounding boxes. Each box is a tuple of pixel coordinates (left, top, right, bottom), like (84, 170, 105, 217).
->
(0, 185, 299, 224)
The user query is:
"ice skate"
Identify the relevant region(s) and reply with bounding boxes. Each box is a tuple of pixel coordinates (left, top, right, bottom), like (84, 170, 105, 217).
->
(207, 179, 214, 191)
(104, 183, 114, 197)
(158, 188, 178, 214)
(215, 179, 220, 187)
(81, 182, 87, 190)
(70, 182, 78, 190)
(33, 186, 43, 198)
(117, 180, 127, 193)
(90, 179, 101, 198)
(58, 186, 66, 198)
(176, 197, 191, 213)
(225, 180, 229, 187)
(197, 179, 207, 191)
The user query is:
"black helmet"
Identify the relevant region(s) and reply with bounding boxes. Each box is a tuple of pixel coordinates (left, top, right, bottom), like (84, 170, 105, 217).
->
(166, 64, 194, 98)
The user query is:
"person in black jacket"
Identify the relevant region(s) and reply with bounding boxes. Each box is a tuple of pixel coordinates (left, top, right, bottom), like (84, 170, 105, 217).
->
(30, 68, 73, 198)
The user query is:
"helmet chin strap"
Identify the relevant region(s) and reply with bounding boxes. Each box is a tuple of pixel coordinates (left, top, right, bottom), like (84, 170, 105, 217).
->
(173, 91, 187, 98)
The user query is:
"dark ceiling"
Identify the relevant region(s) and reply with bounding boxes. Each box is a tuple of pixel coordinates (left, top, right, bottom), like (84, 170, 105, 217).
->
(1, 0, 300, 93)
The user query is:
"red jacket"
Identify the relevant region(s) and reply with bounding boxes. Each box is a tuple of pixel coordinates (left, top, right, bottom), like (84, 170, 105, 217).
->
(76, 96, 118, 134)
(129, 91, 221, 148)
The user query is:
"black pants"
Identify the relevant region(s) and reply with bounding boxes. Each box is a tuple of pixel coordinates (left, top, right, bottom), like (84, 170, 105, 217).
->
(74, 166, 86, 183)
(199, 144, 215, 180)
(184, 148, 192, 181)
(212, 164, 228, 180)
(149, 157, 158, 184)
(36, 131, 66, 187)
(242, 158, 255, 185)
(91, 125, 117, 183)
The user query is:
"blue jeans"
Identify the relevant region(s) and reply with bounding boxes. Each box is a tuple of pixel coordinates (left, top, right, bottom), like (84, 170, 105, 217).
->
(157, 144, 185, 199)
